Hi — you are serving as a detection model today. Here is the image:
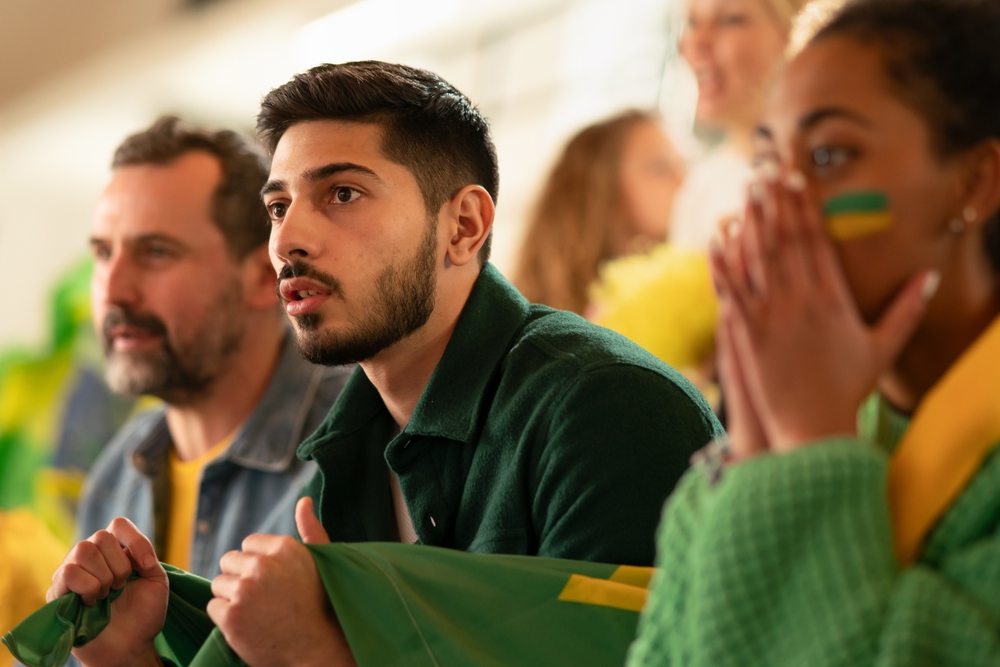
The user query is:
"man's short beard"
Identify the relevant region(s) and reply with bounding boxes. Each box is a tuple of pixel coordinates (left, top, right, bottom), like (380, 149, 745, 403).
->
(102, 281, 246, 404)
(285, 221, 438, 367)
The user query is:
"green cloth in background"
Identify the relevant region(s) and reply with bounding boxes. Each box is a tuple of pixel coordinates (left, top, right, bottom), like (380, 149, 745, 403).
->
(4, 543, 646, 667)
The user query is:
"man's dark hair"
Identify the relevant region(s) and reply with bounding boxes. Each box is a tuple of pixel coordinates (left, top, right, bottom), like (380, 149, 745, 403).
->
(257, 61, 499, 264)
(112, 116, 270, 260)
(815, 0, 1000, 271)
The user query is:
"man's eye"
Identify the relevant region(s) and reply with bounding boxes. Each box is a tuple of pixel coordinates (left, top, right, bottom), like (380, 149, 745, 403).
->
(146, 246, 171, 259)
(92, 246, 111, 261)
(331, 187, 360, 204)
(268, 202, 288, 220)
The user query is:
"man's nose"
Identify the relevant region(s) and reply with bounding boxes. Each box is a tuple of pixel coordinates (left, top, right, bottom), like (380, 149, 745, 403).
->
(270, 203, 323, 265)
(97, 252, 141, 308)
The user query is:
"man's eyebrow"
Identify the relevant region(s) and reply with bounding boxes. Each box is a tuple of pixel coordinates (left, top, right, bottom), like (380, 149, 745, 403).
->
(303, 162, 383, 184)
(799, 106, 873, 131)
(261, 179, 287, 199)
(260, 163, 384, 200)
(89, 233, 185, 248)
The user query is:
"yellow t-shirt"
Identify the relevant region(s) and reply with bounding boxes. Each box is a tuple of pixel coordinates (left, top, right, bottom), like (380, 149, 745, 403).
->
(164, 436, 232, 570)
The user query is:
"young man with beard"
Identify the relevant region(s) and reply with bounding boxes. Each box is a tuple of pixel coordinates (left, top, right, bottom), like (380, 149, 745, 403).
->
(47, 65, 721, 667)
(74, 117, 349, 579)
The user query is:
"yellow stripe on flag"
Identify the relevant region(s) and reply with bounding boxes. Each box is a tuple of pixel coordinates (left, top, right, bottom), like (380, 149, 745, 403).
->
(608, 565, 654, 589)
(889, 315, 1000, 564)
(557, 568, 654, 612)
(826, 212, 892, 240)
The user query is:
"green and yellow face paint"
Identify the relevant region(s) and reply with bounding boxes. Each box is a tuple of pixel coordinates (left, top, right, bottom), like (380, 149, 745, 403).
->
(823, 191, 893, 241)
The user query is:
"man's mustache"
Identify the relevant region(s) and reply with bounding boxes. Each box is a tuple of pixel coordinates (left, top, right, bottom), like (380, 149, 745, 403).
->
(102, 307, 168, 344)
(275, 260, 344, 301)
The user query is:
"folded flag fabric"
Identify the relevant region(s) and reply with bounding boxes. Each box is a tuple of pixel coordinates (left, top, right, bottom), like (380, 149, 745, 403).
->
(4, 542, 651, 667)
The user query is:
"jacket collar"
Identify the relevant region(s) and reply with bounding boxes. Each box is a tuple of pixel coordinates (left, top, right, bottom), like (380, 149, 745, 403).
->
(297, 264, 530, 455)
(131, 331, 328, 473)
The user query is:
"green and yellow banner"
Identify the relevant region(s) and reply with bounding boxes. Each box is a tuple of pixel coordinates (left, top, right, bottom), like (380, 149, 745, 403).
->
(4, 543, 650, 667)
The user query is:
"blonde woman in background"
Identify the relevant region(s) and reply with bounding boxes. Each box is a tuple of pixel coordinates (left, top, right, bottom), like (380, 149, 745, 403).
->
(513, 110, 685, 315)
(671, 0, 811, 249)
(590, 0, 841, 397)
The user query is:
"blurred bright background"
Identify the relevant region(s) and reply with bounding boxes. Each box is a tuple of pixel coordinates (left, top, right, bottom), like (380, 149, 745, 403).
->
(0, 0, 698, 349)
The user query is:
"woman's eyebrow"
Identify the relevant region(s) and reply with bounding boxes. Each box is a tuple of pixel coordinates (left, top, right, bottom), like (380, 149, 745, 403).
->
(799, 106, 874, 131)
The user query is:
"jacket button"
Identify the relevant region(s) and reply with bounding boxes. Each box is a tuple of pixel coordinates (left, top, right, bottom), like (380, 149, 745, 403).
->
(429, 516, 436, 527)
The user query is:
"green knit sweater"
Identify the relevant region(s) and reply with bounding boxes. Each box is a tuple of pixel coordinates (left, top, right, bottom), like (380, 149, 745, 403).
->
(627, 396, 1000, 666)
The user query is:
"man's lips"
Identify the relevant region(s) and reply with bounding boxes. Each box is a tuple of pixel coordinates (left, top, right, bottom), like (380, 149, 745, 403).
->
(108, 325, 162, 351)
(278, 277, 333, 317)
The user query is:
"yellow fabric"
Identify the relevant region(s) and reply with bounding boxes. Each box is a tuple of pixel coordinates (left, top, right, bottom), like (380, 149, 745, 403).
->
(826, 212, 893, 240)
(608, 565, 655, 589)
(0, 509, 67, 667)
(590, 244, 718, 373)
(888, 315, 1000, 565)
(165, 436, 232, 570)
(558, 572, 649, 613)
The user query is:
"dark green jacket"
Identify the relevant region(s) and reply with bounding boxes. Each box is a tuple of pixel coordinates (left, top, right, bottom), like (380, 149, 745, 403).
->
(299, 264, 722, 566)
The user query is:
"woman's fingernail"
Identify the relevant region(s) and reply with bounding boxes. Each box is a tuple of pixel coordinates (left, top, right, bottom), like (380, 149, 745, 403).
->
(922, 270, 941, 300)
(749, 182, 765, 203)
(757, 160, 780, 182)
(784, 170, 807, 191)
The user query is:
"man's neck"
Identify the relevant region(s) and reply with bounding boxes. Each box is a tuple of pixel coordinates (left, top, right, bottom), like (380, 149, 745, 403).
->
(165, 318, 286, 462)
(361, 269, 479, 430)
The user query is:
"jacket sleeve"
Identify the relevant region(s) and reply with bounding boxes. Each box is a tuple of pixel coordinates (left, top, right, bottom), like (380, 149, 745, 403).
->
(532, 363, 721, 566)
(627, 440, 1000, 667)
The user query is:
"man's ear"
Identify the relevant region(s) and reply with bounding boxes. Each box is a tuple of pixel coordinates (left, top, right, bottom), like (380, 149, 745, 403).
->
(443, 185, 495, 268)
(240, 245, 279, 310)
(958, 139, 1000, 229)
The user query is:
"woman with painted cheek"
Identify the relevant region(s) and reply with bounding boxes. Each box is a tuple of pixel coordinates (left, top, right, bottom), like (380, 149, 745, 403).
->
(627, 0, 1000, 665)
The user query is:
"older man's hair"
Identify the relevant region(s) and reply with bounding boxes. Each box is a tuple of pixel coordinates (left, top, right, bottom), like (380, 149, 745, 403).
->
(112, 116, 270, 259)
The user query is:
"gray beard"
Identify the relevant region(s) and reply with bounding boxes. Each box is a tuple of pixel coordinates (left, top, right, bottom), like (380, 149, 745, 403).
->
(102, 281, 246, 404)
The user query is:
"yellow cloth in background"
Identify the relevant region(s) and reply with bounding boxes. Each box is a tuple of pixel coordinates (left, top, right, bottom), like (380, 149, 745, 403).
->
(165, 437, 232, 571)
(590, 244, 717, 371)
(0, 509, 67, 667)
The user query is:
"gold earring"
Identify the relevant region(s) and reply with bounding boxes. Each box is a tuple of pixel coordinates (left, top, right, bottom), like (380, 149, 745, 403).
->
(963, 206, 978, 223)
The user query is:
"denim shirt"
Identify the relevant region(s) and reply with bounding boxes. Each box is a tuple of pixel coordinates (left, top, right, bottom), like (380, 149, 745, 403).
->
(76, 333, 350, 579)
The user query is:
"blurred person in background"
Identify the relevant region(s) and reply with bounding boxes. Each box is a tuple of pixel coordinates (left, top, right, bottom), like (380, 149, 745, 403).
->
(629, 0, 1000, 664)
(589, 0, 841, 407)
(76, 116, 348, 579)
(512, 110, 685, 315)
(671, 0, 809, 249)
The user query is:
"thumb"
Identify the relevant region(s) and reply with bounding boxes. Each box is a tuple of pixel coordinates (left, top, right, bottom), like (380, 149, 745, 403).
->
(871, 269, 939, 368)
(295, 497, 330, 545)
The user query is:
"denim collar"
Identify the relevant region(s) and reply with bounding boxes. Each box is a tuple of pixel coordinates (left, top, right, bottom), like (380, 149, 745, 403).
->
(298, 263, 530, 454)
(130, 331, 329, 473)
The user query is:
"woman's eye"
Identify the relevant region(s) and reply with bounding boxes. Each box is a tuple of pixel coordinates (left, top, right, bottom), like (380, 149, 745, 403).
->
(331, 187, 360, 204)
(268, 202, 288, 220)
(810, 146, 858, 174)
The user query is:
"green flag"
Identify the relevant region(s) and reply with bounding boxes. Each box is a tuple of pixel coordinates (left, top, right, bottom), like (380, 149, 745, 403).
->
(4, 543, 649, 667)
